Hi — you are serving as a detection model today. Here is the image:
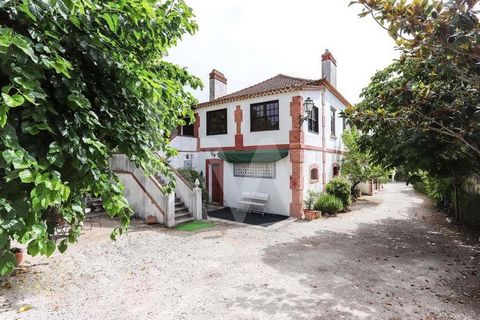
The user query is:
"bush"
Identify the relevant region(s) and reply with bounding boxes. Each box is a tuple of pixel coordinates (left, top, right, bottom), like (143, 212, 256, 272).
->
(304, 190, 321, 210)
(412, 171, 452, 205)
(176, 168, 208, 204)
(325, 177, 351, 209)
(314, 194, 344, 214)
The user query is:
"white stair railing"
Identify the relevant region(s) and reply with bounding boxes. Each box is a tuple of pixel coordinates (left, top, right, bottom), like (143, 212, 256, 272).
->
(110, 154, 202, 227)
(157, 166, 203, 221)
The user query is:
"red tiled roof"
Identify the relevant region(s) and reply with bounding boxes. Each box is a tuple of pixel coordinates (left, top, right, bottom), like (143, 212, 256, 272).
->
(195, 74, 326, 109)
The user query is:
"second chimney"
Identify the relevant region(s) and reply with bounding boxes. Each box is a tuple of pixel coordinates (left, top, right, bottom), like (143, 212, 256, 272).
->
(321, 49, 337, 87)
(209, 69, 228, 101)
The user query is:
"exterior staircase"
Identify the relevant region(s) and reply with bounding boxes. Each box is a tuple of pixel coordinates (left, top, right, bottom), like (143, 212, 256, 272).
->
(156, 175, 194, 226)
(174, 195, 194, 225)
(110, 154, 202, 227)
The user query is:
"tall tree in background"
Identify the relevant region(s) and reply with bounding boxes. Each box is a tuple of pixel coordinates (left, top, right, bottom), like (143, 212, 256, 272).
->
(346, 0, 480, 176)
(0, 0, 201, 275)
(341, 129, 390, 197)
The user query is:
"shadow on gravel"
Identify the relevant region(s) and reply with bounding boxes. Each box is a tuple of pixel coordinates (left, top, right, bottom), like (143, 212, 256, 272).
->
(233, 211, 480, 319)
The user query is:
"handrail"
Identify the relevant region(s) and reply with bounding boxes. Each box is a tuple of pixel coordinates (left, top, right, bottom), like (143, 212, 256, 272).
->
(112, 169, 165, 215)
(170, 166, 194, 191)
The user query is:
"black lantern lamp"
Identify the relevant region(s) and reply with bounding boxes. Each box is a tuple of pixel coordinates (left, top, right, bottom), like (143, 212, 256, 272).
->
(300, 97, 315, 126)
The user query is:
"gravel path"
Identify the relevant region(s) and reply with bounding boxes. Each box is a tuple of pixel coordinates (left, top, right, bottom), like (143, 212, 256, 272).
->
(1, 183, 479, 320)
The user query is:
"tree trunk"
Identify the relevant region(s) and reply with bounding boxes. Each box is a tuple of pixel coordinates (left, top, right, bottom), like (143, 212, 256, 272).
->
(351, 181, 361, 199)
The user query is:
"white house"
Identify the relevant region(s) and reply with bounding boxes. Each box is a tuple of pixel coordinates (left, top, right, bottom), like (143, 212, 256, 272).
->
(170, 50, 351, 218)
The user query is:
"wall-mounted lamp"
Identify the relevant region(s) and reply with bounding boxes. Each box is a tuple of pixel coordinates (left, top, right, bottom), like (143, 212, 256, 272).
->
(300, 97, 315, 126)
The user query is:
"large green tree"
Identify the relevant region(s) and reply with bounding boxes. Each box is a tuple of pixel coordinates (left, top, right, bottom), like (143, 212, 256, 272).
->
(0, 0, 201, 275)
(346, 0, 480, 177)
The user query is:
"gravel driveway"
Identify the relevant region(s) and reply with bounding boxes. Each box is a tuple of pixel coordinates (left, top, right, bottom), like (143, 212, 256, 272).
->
(1, 183, 479, 320)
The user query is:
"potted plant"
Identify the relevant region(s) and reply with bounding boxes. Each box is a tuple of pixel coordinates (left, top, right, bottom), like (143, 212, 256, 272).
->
(11, 247, 24, 266)
(146, 215, 158, 225)
(303, 190, 320, 221)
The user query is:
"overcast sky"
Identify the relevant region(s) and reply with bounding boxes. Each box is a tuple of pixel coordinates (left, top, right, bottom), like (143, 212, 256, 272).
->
(167, 0, 400, 104)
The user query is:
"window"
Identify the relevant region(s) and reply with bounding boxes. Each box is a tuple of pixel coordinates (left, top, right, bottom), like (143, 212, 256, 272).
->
(310, 168, 319, 180)
(183, 159, 192, 168)
(206, 109, 227, 135)
(333, 164, 340, 177)
(250, 100, 279, 132)
(330, 107, 336, 137)
(181, 123, 194, 136)
(234, 162, 275, 178)
(308, 106, 319, 134)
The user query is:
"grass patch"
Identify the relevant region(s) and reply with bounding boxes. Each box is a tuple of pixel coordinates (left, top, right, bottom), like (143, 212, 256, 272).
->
(175, 220, 215, 232)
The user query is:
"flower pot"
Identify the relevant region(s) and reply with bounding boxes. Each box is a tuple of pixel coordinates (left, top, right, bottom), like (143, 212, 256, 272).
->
(146, 215, 158, 225)
(315, 211, 322, 219)
(11, 248, 24, 266)
(304, 209, 316, 221)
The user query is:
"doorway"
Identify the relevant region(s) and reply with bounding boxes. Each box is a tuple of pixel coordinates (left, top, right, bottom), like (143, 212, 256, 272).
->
(206, 159, 224, 205)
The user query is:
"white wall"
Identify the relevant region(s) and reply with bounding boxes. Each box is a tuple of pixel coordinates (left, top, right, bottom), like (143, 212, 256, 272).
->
(303, 149, 323, 196)
(110, 154, 168, 223)
(357, 181, 372, 196)
(170, 136, 197, 152)
(169, 86, 350, 216)
(324, 90, 347, 151)
(169, 136, 199, 169)
(241, 92, 294, 147)
(198, 92, 301, 149)
(221, 155, 292, 216)
(168, 151, 198, 170)
(197, 104, 235, 149)
(302, 91, 323, 147)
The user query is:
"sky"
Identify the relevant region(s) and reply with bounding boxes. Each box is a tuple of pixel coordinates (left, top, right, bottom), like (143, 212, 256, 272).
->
(166, 0, 400, 104)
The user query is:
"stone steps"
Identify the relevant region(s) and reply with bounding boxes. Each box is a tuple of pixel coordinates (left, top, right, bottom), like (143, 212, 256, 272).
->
(155, 176, 194, 226)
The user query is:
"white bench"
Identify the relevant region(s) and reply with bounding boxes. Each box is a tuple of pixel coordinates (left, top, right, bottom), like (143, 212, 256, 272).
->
(237, 192, 269, 216)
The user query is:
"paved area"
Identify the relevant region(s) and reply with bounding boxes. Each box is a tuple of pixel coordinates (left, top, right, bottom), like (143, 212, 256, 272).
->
(1, 183, 479, 320)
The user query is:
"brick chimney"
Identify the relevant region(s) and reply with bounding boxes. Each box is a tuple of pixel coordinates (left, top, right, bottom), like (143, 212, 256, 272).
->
(321, 49, 337, 87)
(209, 69, 227, 101)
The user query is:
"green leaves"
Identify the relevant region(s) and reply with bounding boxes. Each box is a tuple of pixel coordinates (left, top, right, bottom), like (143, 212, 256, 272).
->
(2, 93, 25, 108)
(67, 92, 90, 109)
(11, 34, 37, 62)
(19, 169, 34, 183)
(103, 13, 119, 33)
(0, 251, 16, 276)
(0, 0, 200, 274)
(0, 228, 9, 249)
(350, 0, 480, 179)
(0, 27, 12, 51)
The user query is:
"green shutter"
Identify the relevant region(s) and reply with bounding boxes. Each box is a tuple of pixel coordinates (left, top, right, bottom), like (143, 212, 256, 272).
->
(218, 149, 289, 163)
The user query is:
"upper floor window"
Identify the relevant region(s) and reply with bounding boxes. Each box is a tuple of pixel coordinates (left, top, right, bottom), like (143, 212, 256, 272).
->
(308, 106, 319, 134)
(178, 124, 194, 136)
(330, 107, 336, 137)
(206, 108, 227, 135)
(250, 100, 279, 132)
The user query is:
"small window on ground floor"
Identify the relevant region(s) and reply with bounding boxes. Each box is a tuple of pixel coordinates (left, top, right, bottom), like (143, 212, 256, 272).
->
(310, 168, 319, 181)
(333, 164, 340, 177)
(233, 162, 275, 179)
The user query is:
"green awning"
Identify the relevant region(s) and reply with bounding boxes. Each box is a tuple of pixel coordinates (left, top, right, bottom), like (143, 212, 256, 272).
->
(218, 149, 289, 163)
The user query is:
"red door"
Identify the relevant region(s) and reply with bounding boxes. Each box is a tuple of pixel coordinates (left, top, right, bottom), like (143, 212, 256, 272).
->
(211, 163, 223, 204)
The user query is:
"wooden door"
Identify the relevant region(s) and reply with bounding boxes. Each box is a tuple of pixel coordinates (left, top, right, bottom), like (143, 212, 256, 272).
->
(211, 163, 223, 204)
